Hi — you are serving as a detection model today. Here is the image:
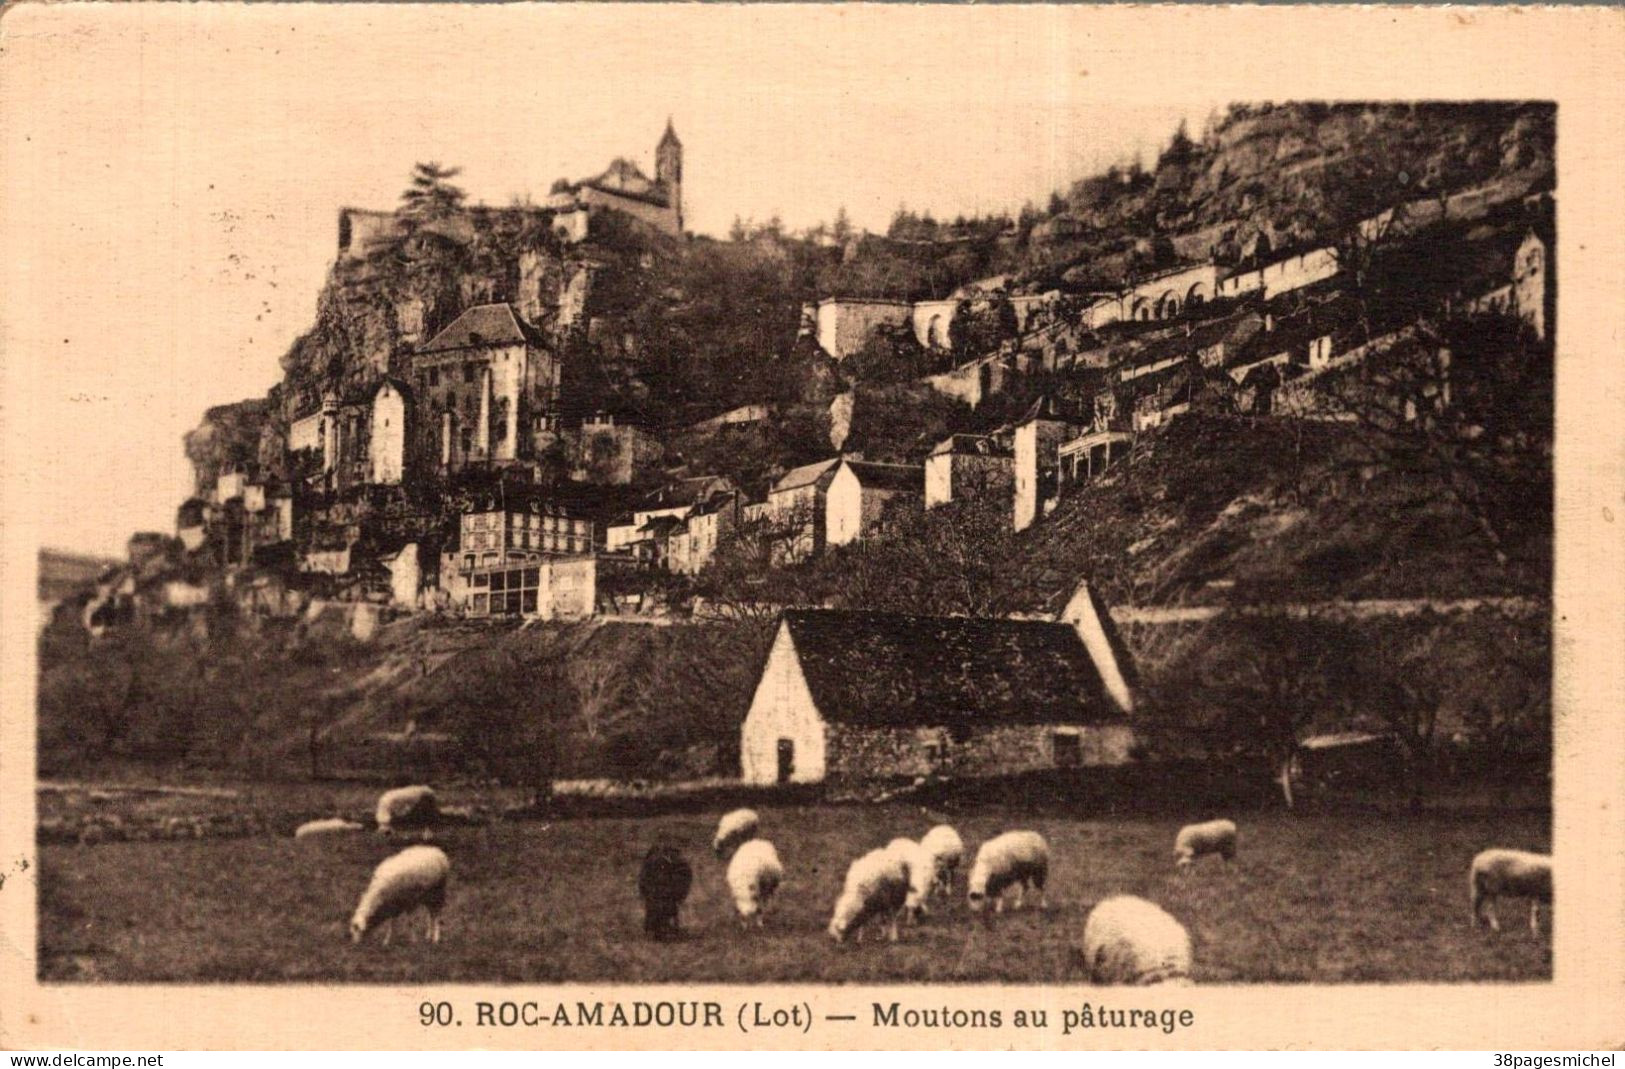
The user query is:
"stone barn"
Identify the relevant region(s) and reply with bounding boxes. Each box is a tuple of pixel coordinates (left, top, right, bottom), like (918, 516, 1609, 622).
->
(739, 584, 1137, 786)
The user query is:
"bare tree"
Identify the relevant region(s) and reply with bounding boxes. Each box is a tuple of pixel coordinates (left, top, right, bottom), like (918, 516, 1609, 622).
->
(1321, 312, 1552, 568)
(1179, 615, 1347, 808)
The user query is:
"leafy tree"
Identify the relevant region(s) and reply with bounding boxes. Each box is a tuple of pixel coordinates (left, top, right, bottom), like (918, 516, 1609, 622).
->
(847, 323, 932, 385)
(400, 162, 467, 220)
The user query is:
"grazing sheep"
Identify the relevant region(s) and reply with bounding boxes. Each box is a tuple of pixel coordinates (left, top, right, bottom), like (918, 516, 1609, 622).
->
(919, 824, 965, 900)
(374, 785, 439, 835)
(725, 838, 783, 926)
(967, 831, 1050, 917)
(884, 837, 937, 921)
(295, 818, 365, 840)
(350, 845, 450, 945)
(1080, 895, 1193, 986)
(638, 843, 694, 941)
(830, 846, 911, 943)
(712, 808, 760, 860)
(1470, 849, 1552, 934)
(1174, 819, 1238, 868)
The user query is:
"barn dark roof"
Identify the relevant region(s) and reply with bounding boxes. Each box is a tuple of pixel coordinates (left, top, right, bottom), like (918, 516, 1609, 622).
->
(781, 609, 1127, 727)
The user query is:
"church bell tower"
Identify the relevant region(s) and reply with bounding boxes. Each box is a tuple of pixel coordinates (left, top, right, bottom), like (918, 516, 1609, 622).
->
(656, 118, 683, 233)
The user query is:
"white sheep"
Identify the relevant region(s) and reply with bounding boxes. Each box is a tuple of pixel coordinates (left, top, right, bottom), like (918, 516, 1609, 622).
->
(1174, 819, 1238, 868)
(884, 837, 936, 921)
(350, 844, 450, 945)
(829, 846, 911, 943)
(712, 808, 761, 860)
(1470, 848, 1552, 934)
(295, 817, 364, 839)
(1080, 895, 1193, 986)
(374, 785, 438, 835)
(919, 824, 965, 900)
(967, 830, 1050, 916)
(725, 838, 783, 926)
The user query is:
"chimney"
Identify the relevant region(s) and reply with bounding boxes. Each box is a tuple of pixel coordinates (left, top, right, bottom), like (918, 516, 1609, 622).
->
(1059, 580, 1136, 715)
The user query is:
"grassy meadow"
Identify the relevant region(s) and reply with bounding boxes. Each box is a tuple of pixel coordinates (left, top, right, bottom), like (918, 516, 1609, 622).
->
(38, 802, 1550, 984)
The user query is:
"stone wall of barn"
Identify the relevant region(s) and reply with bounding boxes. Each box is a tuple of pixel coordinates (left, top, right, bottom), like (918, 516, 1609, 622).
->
(824, 721, 1135, 784)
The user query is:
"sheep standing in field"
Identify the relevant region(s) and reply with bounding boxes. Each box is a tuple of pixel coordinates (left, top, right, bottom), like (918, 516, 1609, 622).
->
(967, 830, 1050, 918)
(712, 808, 760, 860)
(884, 837, 936, 922)
(295, 817, 364, 839)
(374, 785, 439, 835)
(1174, 819, 1238, 869)
(919, 824, 965, 901)
(350, 844, 450, 945)
(638, 843, 694, 941)
(1079, 895, 1193, 986)
(829, 846, 911, 943)
(1470, 848, 1552, 934)
(725, 838, 783, 926)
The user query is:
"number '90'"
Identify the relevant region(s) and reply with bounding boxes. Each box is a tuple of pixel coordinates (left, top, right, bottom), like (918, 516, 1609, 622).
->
(421, 1001, 455, 1027)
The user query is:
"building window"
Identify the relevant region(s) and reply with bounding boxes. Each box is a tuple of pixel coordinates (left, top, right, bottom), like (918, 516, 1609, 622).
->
(428, 367, 440, 387)
(464, 363, 476, 384)
(463, 554, 474, 570)
(1052, 731, 1082, 768)
(472, 572, 488, 587)
(472, 594, 488, 614)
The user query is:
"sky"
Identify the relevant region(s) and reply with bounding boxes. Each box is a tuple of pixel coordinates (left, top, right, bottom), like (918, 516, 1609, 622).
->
(0, 5, 1222, 557)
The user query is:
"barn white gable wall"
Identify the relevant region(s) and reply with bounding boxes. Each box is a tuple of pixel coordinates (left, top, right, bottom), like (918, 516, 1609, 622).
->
(740, 622, 828, 785)
(1060, 581, 1136, 715)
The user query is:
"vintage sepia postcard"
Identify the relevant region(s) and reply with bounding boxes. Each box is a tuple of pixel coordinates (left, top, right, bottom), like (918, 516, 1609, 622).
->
(1, 1, 1621, 1052)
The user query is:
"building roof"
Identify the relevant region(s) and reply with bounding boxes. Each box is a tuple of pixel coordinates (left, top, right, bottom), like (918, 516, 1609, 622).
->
(931, 433, 1013, 458)
(780, 609, 1128, 728)
(372, 376, 415, 403)
(772, 456, 841, 494)
(639, 514, 686, 537)
(1236, 294, 1362, 365)
(641, 475, 735, 511)
(1017, 394, 1090, 427)
(841, 459, 923, 494)
(418, 303, 541, 354)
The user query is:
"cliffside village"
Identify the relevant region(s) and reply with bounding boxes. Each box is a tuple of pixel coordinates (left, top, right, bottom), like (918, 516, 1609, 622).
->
(79, 123, 1553, 636)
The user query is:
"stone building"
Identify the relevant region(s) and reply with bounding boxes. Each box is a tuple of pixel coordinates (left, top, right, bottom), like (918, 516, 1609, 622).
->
(1012, 395, 1089, 532)
(545, 120, 684, 240)
(368, 378, 411, 485)
(814, 298, 914, 361)
(739, 583, 1137, 786)
(825, 458, 923, 548)
(763, 456, 842, 563)
(411, 303, 560, 474)
(925, 433, 1015, 509)
(568, 413, 663, 486)
(440, 506, 597, 619)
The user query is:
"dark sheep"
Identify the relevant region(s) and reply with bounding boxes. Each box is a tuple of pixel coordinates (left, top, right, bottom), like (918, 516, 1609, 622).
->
(638, 844, 694, 941)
